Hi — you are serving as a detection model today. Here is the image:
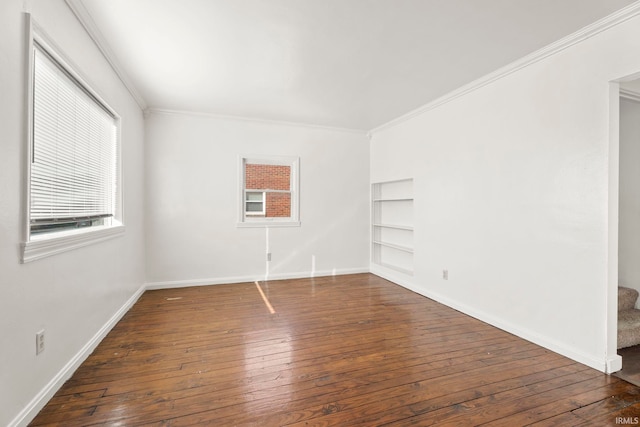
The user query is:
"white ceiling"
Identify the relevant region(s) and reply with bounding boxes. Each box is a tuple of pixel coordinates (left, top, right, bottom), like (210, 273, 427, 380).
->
(76, 0, 636, 131)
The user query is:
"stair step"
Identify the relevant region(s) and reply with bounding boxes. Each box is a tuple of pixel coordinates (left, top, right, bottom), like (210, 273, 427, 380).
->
(619, 286, 639, 312)
(619, 308, 640, 348)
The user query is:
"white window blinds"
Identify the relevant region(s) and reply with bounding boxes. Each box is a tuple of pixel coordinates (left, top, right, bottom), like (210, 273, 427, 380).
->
(31, 44, 117, 229)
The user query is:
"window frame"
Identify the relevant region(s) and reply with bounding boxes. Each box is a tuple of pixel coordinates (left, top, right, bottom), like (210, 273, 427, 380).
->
(21, 18, 124, 263)
(237, 156, 300, 227)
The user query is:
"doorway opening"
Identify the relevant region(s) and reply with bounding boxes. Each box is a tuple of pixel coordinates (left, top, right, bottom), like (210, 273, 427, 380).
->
(613, 77, 640, 384)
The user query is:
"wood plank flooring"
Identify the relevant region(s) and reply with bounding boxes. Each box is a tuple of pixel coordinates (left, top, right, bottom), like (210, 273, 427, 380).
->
(615, 345, 640, 387)
(30, 273, 640, 426)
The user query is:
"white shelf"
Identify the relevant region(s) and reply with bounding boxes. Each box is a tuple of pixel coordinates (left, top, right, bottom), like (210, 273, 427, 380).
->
(372, 240, 413, 253)
(372, 198, 414, 202)
(371, 178, 414, 276)
(373, 223, 413, 231)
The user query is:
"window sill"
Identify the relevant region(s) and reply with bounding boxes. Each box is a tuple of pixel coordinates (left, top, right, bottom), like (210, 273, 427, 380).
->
(237, 221, 301, 228)
(21, 224, 125, 263)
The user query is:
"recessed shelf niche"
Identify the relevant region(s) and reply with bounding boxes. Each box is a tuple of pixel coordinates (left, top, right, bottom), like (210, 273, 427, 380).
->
(371, 178, 414, 276)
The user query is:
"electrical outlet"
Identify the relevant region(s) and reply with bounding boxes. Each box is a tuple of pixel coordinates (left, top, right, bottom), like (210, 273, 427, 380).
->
(267, 252, 271, 262)
(36, 330, 45, 355)
(443, 270, 448, 280)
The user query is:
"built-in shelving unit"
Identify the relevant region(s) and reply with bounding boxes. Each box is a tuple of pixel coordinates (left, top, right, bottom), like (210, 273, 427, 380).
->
(371, 178, 414, 276)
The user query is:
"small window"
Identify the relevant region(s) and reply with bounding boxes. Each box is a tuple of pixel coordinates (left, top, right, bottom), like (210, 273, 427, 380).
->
(239, 156, 299, 227)
(22, 28, 122, 262)
(245, 191, 265, 215)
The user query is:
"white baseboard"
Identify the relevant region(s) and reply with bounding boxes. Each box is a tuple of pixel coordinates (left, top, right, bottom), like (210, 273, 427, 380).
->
(13, 265, 615, 427)
(370, 264, 415, 289)
(408, 283, 608, 372)
(145, 274, 258, 289)
(12, 267, 370, 425)
(145, 267, 370, 290)
(607, 354, 623, 373)
(8, 284, 146, 427)
(369, 268, 612, 373)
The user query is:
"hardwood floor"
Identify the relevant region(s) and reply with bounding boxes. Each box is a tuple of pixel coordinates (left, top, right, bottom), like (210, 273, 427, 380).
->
(30, 273, 640, 426)
(615, 345, 640, 388)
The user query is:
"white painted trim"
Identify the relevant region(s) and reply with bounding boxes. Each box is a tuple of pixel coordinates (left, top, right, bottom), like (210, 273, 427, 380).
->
(8, 269, 367, 425)
(9, 265, 617, 426)
(63, 0, 147, 110)
(372, 1, 640, 134)
(145, 268, 370, 290)
(621, 88, 640, 103)
(22, 19, 126, 264)
(145, 107, 367, 135)
(607, 355, 623, 373)
(372, 267, 613, 372)
(21, 225, 125, 263)
(607, 82, 622, 372)
(7, 284, 146, 427)
(370, 264, 416, 290)
(371, 272, 611, 373)
(236, 221, 301, 228)
(59, 0, 640, 135)
(23, 13, 35, 247)
(237, 156, 301, 227)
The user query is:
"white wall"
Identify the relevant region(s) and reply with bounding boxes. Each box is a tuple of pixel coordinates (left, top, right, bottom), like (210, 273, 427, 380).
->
(145, 111, 370, 286)
(370, 12, 640, 372)
(0, 1, 146, 426)
(4, 2, 638, 424)
(619, 96, 640, 297)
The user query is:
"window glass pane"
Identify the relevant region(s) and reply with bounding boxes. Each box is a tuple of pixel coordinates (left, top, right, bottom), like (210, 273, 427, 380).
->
(265, 192, 291, 217)
(244, 163, 291, 219)
(30, 43, 118, 236)
(240, 157, 298, 226)
(245, 164, 290, 191)
(246, 202, 264, 212)
(246, 192, 263, 202)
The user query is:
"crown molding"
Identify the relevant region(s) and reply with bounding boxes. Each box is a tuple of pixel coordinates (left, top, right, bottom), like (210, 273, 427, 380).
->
(145, 107, 368, 135)
(372, 1, 640, 134)
(621, 88, 640, 103)
(64, 0, 147, 110)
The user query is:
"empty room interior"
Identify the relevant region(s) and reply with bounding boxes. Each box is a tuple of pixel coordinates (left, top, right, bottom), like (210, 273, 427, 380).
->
(4, 0, 640, 425)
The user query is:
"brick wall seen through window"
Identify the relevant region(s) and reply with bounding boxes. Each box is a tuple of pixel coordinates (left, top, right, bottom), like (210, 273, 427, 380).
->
(245, 164, 291, 217)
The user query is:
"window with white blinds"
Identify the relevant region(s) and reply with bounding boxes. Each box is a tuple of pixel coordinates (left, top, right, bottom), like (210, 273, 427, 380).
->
(30, 43, 118, 236)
